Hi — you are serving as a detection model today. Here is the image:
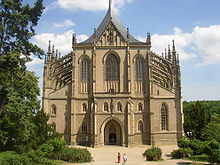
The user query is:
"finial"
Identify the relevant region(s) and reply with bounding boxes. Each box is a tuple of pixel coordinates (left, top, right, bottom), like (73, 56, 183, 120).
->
(146, 32, 151, 45)
(172, 39, 176, 53)
(93, 28, 97, 43)
(48, 40, 51, 53)
(177, 53, 179, 64)
(56, 49, 58, 60)
(168, 44, 172, 61)
(165, 48, 167, 59)
(72, 33, 76, 45)
(127, 28, 130, 42)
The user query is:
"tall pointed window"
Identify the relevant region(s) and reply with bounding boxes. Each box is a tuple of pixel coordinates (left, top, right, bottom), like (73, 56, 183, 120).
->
(104, 102, 109, 112)
(106, 54, 119, 81)
(136, 58, 143, 80)
(138, 102, 143, 112)
(117, 102, 122, 112)
(81, 122, 88, 133)
(51, 104, 56, 115)
(138, 121, 143, 132)
(82, 103, 87, 112)
(81, 59, 89, 81)
(161, 103, 169, 130)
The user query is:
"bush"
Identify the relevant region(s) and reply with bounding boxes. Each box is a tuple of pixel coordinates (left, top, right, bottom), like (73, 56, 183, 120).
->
(171, 148, 193, 159)
(204, 140, 220, 164)
(39, 143, 54, 157)
(188, 139, 205, 155)
(60, 147, 92, 163)
(142, 147, 162, 161)
(0, 153, 32, 165)
(178, 137, 190, 149)
(45, 138, 66, 159)
(26, 149, 55, 165)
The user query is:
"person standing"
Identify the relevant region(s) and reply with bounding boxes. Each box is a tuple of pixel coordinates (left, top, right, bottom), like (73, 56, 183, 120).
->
(117, 152, 121, 163)
(122, 154, 127, 165)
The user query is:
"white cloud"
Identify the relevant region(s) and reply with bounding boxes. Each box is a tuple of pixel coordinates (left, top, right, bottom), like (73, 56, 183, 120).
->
(33, 30, 89, 55)
(53, 19, 75, 29)
(26, 56, 44, 67)
(191, 25, 220, 66)
(138, 25, 220, 65)
(55, 0, 135, 11)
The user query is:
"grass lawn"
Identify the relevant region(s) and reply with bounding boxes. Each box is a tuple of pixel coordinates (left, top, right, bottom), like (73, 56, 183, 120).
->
(0, 151, 63, 165)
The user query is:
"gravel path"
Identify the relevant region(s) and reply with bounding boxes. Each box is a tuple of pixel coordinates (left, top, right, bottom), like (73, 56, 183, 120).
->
(63, 145, 206, 165)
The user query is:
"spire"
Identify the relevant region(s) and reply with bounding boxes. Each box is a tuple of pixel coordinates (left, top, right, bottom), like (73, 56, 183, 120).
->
(172, 40, 177, 65)
(127, 28, 130, 42)
(48, 40, 51, 54)
(109, 0, 112, 11)
(146, 32, 151, 46)
(165, 49, 167, 59)
(168, 45, 172, 61)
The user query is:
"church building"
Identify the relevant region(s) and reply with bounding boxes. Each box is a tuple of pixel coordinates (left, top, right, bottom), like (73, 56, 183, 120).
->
(42, 0, 183, 147)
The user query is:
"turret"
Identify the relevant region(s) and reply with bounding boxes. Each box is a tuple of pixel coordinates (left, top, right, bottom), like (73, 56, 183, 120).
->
(168, 45, 172, 61)
(127, 28, 130, 43)
(172, 40, 177, 65)
(146, 32, 151, 46)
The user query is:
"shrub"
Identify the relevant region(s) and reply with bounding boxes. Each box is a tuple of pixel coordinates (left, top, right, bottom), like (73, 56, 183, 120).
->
(60, 147, 92, 163)
(45, 138, 66, 159)
(171, 148, 193, 159)
(142, 147, 162, 161)
(204, 140, 220, 164)
(39, 143, 54, 157)
(1, 153, 32, 165)
(188, 139, 205, 155)
(178, 137, 190, 149)
(26, 149, 54, 165)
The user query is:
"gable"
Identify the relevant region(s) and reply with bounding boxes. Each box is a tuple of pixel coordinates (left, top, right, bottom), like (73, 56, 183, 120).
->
(96, 22, 127, 46)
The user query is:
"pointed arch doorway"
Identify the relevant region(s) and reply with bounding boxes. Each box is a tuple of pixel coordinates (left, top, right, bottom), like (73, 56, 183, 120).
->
(104, 120, 122, 146)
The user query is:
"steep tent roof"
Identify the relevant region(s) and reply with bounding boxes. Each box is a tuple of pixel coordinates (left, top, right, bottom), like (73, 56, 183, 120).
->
(81, 0, 143, 44)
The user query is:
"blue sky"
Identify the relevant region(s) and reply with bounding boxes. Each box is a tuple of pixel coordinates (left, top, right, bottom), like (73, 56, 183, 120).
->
(26, 0, 220, 101)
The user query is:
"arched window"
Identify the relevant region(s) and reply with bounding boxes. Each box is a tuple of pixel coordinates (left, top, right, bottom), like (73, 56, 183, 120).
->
(104, 102, 109, 112)
(138, 102, 143, 112)
(51, 122, 56, 130)
(117, 102, 122, 112)
(106, 54, 119, 81)
(138, 121, 143, 132)
(81, 122, 88, 133)
(161, 103, 169, 130)
(51, 104, 56, 115)
(136, 58, 143, 80)
(81, 59, 89, 81)
(82, 103, 87, 112)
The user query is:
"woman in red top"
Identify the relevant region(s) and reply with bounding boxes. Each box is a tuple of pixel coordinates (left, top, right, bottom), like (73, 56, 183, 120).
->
(117, 152, 121, 163)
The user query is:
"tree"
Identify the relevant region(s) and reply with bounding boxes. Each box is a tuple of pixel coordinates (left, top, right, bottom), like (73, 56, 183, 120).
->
(0, 0, 45, 151)
(202, 123, 220, 143)
(183, 101, 211, 140)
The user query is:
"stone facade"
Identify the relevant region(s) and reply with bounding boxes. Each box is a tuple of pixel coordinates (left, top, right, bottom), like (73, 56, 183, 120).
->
(42, 0, 183, 147)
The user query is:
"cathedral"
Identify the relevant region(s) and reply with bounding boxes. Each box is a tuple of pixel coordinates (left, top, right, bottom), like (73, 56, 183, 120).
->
(42, 0, 183, 147)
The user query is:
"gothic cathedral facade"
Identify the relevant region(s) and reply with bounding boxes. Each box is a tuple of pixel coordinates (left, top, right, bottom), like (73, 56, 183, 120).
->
(42, 1, 183, 147)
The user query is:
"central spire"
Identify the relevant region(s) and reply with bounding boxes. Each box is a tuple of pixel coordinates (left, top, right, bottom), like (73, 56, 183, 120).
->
(109, 0, 112, 10)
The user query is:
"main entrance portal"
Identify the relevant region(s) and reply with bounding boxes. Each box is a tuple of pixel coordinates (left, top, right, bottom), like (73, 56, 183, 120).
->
(104, 120, 122, 146)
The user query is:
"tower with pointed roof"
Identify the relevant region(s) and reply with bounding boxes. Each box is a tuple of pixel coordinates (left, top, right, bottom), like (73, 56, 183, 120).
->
(42, 0, 183, 147)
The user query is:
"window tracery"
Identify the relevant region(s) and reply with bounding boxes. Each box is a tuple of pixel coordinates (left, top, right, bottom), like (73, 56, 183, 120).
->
(106, 54, 119, 81)
(161, 103, 169, 130)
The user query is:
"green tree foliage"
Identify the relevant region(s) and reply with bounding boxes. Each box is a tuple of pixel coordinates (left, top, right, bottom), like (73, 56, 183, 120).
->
(183, 101, 211, 140)
(0, 0, 45, 151)
(202, 123, 220, 143)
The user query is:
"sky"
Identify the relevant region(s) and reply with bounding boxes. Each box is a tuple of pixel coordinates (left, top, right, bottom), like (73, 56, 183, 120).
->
(26, 0, 220, 101)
